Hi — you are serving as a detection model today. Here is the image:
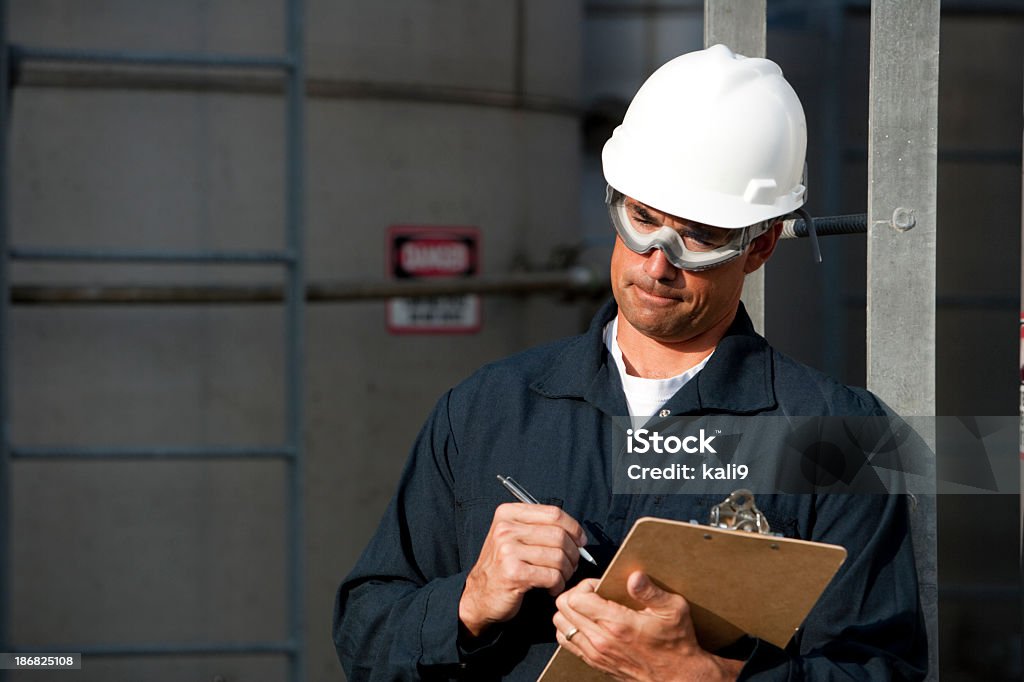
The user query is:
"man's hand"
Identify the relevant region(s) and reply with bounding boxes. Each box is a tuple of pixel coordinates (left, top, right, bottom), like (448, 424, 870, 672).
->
(552, 571, 744, 682)
(458, 503, 589, 638)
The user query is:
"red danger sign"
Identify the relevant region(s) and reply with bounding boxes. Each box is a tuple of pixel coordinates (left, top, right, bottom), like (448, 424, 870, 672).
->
(387, 226, 481, 334)
(398, 240, 472, 276)
(389, 227, 478, 280)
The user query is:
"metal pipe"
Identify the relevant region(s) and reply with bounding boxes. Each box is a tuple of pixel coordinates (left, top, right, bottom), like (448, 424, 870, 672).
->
(5, 208, 876, 307)
(10, 270, 612, 305)
(11, 284, 287, 305)
(12, 65, 581, 117)
(4, 215, 869, 308)
(10, 247, 296, 264)
(9, 45, 293, 71)
(11, 445, 296, 460)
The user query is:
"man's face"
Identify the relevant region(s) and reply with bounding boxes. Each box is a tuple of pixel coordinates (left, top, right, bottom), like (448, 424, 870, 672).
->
(610, 196, 772, 344)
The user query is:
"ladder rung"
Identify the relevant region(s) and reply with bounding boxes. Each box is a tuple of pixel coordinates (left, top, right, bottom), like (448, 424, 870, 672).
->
(11, 445, 296, 460)
(10, 45, 294, 71)
(10, 247, 296, 265)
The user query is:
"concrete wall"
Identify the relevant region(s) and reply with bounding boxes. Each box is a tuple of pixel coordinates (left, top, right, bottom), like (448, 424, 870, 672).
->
(6, 1, 585, 680)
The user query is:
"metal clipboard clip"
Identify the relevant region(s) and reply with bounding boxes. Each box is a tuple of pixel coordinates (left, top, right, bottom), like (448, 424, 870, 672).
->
(708, 489, 772, 535)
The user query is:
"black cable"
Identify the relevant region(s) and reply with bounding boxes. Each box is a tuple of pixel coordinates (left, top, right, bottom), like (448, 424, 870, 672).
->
(783, 213, 868, 238)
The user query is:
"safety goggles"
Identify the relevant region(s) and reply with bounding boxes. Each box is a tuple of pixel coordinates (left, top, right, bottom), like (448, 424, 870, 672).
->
(606, 187, 772, 271)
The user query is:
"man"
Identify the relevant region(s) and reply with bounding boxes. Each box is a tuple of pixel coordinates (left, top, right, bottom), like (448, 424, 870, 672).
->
(334, 45, 926, 681)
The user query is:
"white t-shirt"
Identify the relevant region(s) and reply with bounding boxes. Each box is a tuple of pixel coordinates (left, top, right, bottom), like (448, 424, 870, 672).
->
(603, 317, 712, 428)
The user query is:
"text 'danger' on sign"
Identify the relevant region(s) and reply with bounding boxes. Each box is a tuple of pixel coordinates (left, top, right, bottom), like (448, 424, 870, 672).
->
(386, 225, 481, 334)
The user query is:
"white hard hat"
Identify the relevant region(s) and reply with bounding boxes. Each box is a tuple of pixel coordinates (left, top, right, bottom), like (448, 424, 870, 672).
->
(602, 44, 807, 229)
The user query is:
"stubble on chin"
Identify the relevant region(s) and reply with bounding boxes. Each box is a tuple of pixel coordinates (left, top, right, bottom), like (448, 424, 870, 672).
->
(618, 287, 697, 342)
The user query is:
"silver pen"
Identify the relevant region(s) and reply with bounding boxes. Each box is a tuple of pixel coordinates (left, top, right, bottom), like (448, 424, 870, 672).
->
(496, 474, 598, 566)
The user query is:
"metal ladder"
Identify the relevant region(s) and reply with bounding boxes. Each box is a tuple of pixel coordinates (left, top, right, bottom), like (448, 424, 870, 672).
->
(0, 1, 307, 679)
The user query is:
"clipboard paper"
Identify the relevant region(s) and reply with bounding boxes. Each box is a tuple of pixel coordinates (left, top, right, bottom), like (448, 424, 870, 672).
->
(538, 516, 846, 681)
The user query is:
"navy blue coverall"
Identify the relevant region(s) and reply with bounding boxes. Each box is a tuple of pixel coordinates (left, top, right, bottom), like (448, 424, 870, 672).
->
(334, 302, 927, 680)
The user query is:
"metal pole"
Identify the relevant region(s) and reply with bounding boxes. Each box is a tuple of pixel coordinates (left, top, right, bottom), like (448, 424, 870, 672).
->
(867, 1, 940, 679)
(702, 0, 766, 54)
(0, 0, 11, 678)
(866, 1, 939, 422)
(284, 1, 306, 680)
(703, 0, 767, 333)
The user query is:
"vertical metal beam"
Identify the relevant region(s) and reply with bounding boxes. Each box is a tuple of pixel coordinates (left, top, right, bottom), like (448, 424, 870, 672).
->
(868, 4, 939, 415)
(867, 1, 940, 680)
(703, 0, 767, 333)
(284, 1, 307, 681)
(0, 0, 10, 678)
(703, 0, 766, 55)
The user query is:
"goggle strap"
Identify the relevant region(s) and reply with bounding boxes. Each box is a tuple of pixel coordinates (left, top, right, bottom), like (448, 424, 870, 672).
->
(740, 221, 767, 249)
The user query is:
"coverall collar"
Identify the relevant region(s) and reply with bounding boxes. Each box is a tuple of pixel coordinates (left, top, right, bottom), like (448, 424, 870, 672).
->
(530, 299, 777, 416)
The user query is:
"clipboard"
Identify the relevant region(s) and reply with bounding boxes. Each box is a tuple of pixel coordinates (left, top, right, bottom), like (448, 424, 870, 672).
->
(537, 516, 847, 681)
